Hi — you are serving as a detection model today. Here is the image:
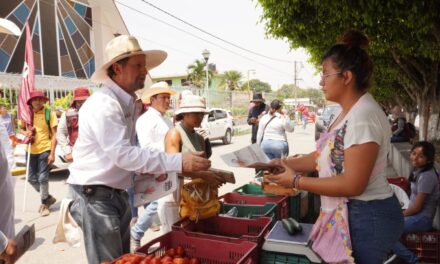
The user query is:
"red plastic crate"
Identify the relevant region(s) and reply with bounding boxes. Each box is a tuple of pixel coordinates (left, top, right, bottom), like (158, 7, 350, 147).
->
(402, 232, 440, 263)
(172, 216, 272, 246)
(220, 192, 289, 220)
(136, 230, 258, 264)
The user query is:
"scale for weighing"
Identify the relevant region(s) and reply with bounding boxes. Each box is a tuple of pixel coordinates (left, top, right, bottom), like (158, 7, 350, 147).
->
(262, 221, 322, 263)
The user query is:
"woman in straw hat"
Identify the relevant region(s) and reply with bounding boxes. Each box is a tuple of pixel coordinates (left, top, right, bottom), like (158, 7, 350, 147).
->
(66, 35, 210, 263)
(161, 95, 226, 229)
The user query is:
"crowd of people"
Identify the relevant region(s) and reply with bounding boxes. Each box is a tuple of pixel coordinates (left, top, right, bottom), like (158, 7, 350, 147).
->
(0, 30, 439, 264)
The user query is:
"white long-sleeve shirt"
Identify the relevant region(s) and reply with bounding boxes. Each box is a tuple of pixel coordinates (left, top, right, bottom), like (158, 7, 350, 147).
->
(256, 112, 294, 144)
(136, 107, 173, 151)
(67, 78, 182, 189)
(56, 111, 72, 155)
(0, 136, 15, 254)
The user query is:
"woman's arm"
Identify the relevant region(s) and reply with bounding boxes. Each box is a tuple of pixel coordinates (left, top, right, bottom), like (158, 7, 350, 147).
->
(403, 193, 428, 216)
(268, 142, 379, 197)
(165, 128, 181, 154)
(270, 151, 317, 173)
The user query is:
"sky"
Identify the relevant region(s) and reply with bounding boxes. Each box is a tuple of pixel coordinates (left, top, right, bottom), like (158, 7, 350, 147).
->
(115, 0, 321, 90)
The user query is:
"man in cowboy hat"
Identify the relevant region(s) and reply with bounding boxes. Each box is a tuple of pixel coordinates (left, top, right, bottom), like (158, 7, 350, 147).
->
(247, 92, 269, 144)
(56, 87, 90, 163)
(19, 90, 58, 217)
(67, 35, 211, 263)
(128, 81, 175, 251)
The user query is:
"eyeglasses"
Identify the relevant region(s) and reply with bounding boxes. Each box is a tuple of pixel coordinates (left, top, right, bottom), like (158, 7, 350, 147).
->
(320, 72, 341, 81)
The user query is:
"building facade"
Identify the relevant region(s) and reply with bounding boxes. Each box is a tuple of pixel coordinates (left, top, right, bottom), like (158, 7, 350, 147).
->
(0, 0, 128, 105)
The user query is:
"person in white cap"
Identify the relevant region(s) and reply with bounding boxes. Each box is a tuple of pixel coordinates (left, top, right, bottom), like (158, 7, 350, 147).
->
(66, 35, 211, 264)
(128, 81, 175, 251)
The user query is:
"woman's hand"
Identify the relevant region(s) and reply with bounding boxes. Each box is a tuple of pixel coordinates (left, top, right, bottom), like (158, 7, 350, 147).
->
(265, 160, 296, 188)
(268, 159, 286, 174)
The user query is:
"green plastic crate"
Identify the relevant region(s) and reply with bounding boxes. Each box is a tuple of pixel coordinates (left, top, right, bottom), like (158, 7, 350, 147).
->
(220, 202, 277, 225)
(233, 184, 301, 220)
(261, 250, 320, 264)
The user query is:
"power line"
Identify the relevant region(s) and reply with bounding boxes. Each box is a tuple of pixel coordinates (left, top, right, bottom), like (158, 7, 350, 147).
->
(137, 0, 296, 64)
(116, 1, 296, 78)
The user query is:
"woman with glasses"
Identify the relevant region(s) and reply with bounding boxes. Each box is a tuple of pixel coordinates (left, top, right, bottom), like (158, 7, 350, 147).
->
(388, 141, 439, 264)
(267, 30, 403, 263)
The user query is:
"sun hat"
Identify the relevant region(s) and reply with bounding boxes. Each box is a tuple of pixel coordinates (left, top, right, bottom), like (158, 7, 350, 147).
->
(91, 35, 167, 83)
(141, 81, 176, 104)
(27, 91, 49, 105)
(250, 93, 265, 103)
(0, 18, 20, 36)
(72, 87, 90, 101)
(174, 95, 208, 120)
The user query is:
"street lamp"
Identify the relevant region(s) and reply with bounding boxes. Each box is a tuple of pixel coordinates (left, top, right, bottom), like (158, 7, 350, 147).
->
(202, 49, 210, 107)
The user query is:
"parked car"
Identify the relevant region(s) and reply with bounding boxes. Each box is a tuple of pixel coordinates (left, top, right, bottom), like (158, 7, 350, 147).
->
(201, 108, 234, 144)
(315, 104, 342, 140)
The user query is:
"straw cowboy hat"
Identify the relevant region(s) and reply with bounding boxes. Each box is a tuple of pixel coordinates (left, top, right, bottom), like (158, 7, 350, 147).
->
(91, 35, 167, 83)
(0, 18, 20, 36)
(175, 95, 208, 120)
(141, 81, 176, 104)
(27, 91, 49, 105)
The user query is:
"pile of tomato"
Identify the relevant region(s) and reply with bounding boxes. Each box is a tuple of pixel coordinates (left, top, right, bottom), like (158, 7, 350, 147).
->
(104, 246, 201, 264)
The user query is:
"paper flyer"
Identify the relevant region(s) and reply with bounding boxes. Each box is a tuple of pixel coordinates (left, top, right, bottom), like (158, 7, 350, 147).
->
(133, 173, 177, 207)
(220, 143, 280, 170)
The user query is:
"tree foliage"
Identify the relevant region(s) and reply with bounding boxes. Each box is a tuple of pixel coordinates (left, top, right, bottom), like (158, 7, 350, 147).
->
(240, 79, 272, 93)
(187, 59, 215, 89)
(258, 0, 440, 139)
(275, 84, 325, 106)
(219, 70, 243, 91)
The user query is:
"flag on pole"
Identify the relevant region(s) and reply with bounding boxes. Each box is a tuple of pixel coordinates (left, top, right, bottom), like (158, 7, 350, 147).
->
(18, 21, 34, 127)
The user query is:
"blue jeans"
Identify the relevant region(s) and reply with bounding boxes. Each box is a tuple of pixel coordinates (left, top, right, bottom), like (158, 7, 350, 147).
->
(302, 116, 308, 130)
(131, 201, 158, 240)
(261, 139, 288, 160)
(348, 195, 403, 264)
(392, 213, 433, 264)
(27, 151, 50, 203)
(69, 184, 131, 264)
(127, 186, 158, 240)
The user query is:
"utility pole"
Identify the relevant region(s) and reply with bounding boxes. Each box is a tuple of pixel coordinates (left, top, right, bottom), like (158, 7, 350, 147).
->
(293, 61, 302, 105)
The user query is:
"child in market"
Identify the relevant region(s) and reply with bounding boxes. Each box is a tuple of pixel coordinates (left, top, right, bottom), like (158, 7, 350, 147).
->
(389, 141, 439, 264)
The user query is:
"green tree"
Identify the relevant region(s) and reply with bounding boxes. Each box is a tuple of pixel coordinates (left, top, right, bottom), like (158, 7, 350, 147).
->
(258, 0, 440, 140)
(219, 70, 243, 91)
(241, 79, 272, 93)
(187, 59, 215, 89)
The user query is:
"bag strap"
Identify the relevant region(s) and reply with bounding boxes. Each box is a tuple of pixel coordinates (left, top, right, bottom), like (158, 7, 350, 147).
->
(176, 123, 198, 152)
(260, 115, 276, 144)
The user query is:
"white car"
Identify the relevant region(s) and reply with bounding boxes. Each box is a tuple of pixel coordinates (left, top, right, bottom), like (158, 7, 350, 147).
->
(201, 108, 234, 144)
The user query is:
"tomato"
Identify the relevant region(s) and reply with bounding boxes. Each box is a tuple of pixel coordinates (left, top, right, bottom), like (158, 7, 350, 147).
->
(161, 256, 173, 263)
(166, 248, 176, 258)
(139, 260, 149, 264)
(150, 257, 161, 264)
(131, 255, 143, 263)
(172, 258, 185, 264)
(100, 261, 112, 264)
(175, 246, 185, 257)
(189, 258, 200, 264)
(115, 260, 124, 264)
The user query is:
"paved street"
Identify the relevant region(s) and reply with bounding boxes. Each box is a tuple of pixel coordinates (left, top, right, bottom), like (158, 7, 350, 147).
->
(13, 123, 316, 263)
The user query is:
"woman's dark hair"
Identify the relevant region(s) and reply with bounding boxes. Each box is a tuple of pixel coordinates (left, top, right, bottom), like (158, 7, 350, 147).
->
(321, 29, 373, 92)
(270, 99, 282, 110)
(409, 141, 436, 181)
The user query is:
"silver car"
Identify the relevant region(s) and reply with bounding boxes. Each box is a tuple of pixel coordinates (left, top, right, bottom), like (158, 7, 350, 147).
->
(315, 104, 342, 140)
(201, 108, 234, 144)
